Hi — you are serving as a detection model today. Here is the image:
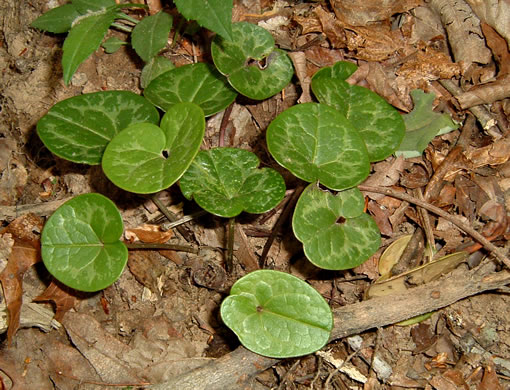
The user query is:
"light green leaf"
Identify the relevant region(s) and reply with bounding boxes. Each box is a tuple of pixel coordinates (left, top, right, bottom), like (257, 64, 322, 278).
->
(102, 36, 127, 53)
(144, 62, 237, 116)
(141, 56, 175, 89)
(211, 22, 294, 100)
(266, 103, 370, 191)
(72, 0, 115, 14)
(179, 147, 286, 218)
(396, 89, 459, 158)
(312, 62, 405, 162)
(37, 91, 159, 165)
(131, 11, 173, 62)
(221, 270, 333, 358)
(62, 10, 116, 84)
(41, 193, 128, 292)
(102, 102, 205, 194)
(174, 0, 233, 41)
(293, 184, 381, 270)
(31, 4, 81, 33)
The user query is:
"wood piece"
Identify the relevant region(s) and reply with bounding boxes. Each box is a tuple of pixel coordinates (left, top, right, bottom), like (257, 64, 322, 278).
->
(0, 198, 70, 221)
(149, 261, 510, 390)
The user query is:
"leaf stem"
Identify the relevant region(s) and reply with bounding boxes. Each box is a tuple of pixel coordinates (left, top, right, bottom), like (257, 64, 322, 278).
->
(125, 242, 198, 254)
(219, 103, 234, 147)
(226, 217, 235, 272)
(110, 22, 133, 33)
(358, 185, 510, 268)
(151, 193, 194, 242)
(115, 12, 139, 25)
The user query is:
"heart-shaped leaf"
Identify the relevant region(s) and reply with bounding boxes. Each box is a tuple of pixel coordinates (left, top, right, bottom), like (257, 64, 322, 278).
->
(267, 103, 370, 191)
(144, 62, 237, 116)
(37, 91, 160, 165)
(102, 102, 205, 194)
(174, 0, 233, 41)
(41, 193, 128, 292)
(312, 60, 358, 82)
(62, 9, 116, 84)
(31, 4, 81, 33)
(141, 56, 175, 89)
(211, 22, 294, 100)
(221, 270, 333, 358)
(131, 10, 173, 62)
(293, 184, 381, 270)
(179, 147, 286, 218)
(312, 62, 405, 162)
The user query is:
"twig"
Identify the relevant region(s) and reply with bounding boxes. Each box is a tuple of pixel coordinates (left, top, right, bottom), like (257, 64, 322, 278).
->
(277, 359, 301, 390)
(226, 217, 235, 272)
(125, 242, 198, 254)
(160, 210, 208, 231)
(218, 103, 234, 147)
(324, 349, 359, 389)
(358, 185, 510, 268)
(55, 371, 150, 387)
(151, 193, 194, 242)
(260, 184, 305, 268)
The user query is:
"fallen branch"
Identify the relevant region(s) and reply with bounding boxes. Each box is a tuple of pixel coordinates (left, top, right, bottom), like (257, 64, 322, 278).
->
(149, 261, 510, 390)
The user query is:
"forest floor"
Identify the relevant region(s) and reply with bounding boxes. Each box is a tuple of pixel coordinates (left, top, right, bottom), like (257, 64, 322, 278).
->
(1, 0, 510, 389)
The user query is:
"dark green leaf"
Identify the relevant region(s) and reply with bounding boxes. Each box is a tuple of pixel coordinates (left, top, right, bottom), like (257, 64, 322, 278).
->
(131, 11, 173, 62)
(102, 36, 127, 53)
(174, 0, 233, 40)
(72, 0, 115, 14)
(140, 56, 175, 89)
(293, 184, 381, 270)
(211, 22, 293, 100)
(62, 10, 116, 84)
(179, 148, 286, 218)
(102, 103, 205, 194)
(267, 103, 370, 191)
(41, 193, 128, 292)
(37, 91, 159, 165)
(31, 4, 80, 34)
(221, 270, 333, 358)
(144, 62, 237, 116)
(312, 60, 358, 82)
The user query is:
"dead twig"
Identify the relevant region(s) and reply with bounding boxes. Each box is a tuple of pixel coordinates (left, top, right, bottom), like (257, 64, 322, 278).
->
(358, 185, 510, 268)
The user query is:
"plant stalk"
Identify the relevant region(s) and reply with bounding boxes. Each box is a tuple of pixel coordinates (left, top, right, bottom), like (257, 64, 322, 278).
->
(151, 193, 195, 242)
(126, 242, 198, 253)
(226, 217, 235, 273)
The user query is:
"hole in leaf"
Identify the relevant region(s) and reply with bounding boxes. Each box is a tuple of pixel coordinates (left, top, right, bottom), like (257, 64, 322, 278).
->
(256, 305, 263, 313)
(336, 216, 346, 224)
(161, 149, 169, 159)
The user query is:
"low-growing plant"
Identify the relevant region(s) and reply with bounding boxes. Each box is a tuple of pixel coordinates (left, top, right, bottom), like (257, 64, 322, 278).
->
(30, 0, 454, 361)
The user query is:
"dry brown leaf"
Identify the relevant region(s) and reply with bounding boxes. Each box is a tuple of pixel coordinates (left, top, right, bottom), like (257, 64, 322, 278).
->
(125, 223, 174, 244)
(464, 138, 510, 168)
(481, 23, 510, 76)
(288, 51, 312, 103)
(455, 74, 510, 109)
(331, 0, 422, 26)
(466, 0, 510, 49)
(0, 238, 40, 345)
(479, 362, 504, 390)
(33, 279, 81, 322)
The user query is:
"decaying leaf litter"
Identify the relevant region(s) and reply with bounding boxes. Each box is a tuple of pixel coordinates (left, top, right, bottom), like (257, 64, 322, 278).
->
(1, 0, 510, 388)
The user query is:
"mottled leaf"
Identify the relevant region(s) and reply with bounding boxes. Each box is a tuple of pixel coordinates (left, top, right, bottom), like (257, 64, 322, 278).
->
(267, 103, 370, 191)
(221, 270, 333, 358)
(41, 193, 128, 292)
(102, 102, 205, 194)
(37, 91, 159, 165)
(144, 62, 237, 116)
(211, 22, 294, 100)
(293, 184, 381, 270)
(179, 147, 286, 218)
(140, 56, 175, 89)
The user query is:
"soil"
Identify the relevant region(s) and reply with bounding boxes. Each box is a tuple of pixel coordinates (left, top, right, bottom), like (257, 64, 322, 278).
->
(1, 0, 510, 389)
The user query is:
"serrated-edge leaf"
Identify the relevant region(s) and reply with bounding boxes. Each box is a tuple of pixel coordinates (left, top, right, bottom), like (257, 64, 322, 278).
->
(221, 269, 333, 358)
(131, 11, 173, 62)
(37, 91, 160, 165)
(174, 0, 233, 40)
(62, 10, 116, 84)
(267, 103, 370, 191)
(41, 193, 128, 292)
(102, 102, 205, 194)
(292, 184, 381, 270)
(31, 4, 81, 33)
(144, 62, 237, 116)
(179, 147, 286, 218)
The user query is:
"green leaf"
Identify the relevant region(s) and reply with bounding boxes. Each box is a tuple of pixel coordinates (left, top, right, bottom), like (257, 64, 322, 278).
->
(31, 4, 81, 33)
(396, 89, 459, 158)
(293, 184, 381, 270)
(102, 36, 127, 53)
(62, 10, 117, 84)
(41, 193, 128, 292)
(102, 102, 205, 194)
(144, 62, 237, 116)
(174, 0, 233, 41)
(141, 56, 175, 89)
(312, 63, 405, 162)
(37, 91, 159, 165)
(211, 22, 294, 100)
(266, 103, 370, 191)
(221, 270, 333, 358)
(312, 60, 358, 82)
(131, 11, 173, 62)
(72, 0, 115, 14)
(179, 147, 286, 218)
